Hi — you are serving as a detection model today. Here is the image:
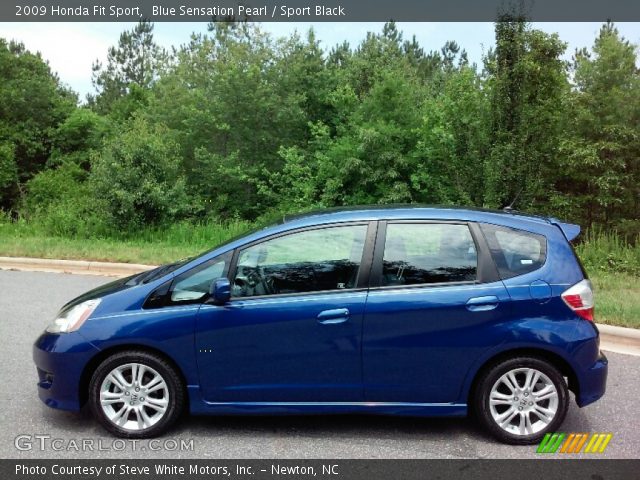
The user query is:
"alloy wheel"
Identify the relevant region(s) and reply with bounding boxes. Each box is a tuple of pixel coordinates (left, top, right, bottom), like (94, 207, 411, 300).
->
(488, 367, 559, 436)
(99, 363, 169, 431)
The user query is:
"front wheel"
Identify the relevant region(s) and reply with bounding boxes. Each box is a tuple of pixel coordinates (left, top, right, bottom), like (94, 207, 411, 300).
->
(474, 357, 569, 445)
(89, 351, 184, 438)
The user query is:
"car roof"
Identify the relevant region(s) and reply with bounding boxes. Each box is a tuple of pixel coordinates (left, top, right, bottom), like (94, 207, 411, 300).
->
(213, 205, 557, 252)
(181, 205, 570, 275)
(280, 205, 554, 229)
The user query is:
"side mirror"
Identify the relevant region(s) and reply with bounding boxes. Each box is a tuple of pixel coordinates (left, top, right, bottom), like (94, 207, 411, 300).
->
(209, 277, 231, 305)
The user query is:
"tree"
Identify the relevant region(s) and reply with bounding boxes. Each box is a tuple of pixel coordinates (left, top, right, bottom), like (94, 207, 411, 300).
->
(0, 143, 17, 201)
(266, 67, 425, 208)
(413, 67, 489, 205)
(264, 24, 485, 212)
(48, 108, 109, 168)
(146, 22, 307, 218)
(0, 39, 76, 209)
(483, 18, 569, 210)
(555, 22, 640, 231)
(90, 21, 164, 114)
(5, 20, 639, 237)
(276, 29, 336, 131)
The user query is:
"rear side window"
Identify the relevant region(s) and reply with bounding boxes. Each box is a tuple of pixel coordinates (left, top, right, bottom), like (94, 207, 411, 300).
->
(480, 224, 547, 279)
(382, 223, 478, 286)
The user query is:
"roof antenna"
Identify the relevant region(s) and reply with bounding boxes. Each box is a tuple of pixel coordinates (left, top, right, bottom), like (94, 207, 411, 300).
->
(503, 188, 523, 213)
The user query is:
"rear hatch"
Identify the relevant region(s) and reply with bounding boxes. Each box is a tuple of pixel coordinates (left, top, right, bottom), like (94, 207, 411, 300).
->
(548, 217, 589, 280)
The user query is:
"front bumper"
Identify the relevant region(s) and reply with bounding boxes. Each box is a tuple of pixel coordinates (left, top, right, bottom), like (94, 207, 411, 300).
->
(576, 350, 608, 407)
(32, 331, 100, 411)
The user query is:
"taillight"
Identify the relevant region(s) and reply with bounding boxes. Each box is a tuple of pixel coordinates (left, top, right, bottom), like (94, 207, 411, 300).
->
(561, 279, 594, 321)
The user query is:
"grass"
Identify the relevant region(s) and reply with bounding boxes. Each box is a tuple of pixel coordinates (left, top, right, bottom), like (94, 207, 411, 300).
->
(590, 272, 640, 329)
(0, 220, 252, 265)
(572, 229, 640, 328)
(0, 218, 638, 328)
(574, 228, 640, 277)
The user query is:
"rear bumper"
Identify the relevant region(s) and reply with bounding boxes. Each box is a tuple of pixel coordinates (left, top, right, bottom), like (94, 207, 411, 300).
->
(575, 350, 608, 407)
(32, 331, 100, 411)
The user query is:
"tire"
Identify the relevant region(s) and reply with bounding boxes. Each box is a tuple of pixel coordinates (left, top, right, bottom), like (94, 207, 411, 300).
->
(89, 351, 184, 438)
(473, 356, 569, 445)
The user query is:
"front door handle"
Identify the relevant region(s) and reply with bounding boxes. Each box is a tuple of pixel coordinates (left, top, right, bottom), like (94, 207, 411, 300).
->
(466, 296, 499, 312)
(317, 308, 350, 324)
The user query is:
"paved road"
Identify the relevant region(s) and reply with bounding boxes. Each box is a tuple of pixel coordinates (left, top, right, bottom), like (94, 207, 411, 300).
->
(1, 270, 637, 459)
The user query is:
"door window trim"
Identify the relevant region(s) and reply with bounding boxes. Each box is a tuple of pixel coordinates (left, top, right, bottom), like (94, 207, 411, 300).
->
(368, 220, 500, 291)
(227, 221, 378, 301)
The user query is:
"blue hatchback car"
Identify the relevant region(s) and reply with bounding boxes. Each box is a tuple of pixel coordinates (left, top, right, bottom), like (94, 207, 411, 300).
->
(33, 207, 607, 444)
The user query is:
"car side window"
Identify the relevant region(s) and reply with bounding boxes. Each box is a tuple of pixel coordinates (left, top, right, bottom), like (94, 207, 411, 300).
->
(170, 256, 229, 303)
(480, 223, 547, 279)
(382, 223, 478, 286)
(232, 225, 368, 298)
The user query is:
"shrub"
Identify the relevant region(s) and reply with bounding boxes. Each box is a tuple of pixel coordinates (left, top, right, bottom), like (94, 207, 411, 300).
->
(90, 116, 189, 232)
(576, 228, 640, 276)
(21, 161, 88, 215)
(0, 142, 17, 206)
(18, 160, 109, 237)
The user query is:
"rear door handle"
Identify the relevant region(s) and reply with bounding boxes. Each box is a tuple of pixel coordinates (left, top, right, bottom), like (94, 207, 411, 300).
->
(317, 308, 350, 324)
(466, 296, 499, 312)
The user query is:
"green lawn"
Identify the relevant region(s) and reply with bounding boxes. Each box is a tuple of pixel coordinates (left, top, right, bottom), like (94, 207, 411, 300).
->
(590, 272, 640, 329)
(0, 220, 250, 265)
(0, 226, 637, 329)
(0, 233, 201, 265)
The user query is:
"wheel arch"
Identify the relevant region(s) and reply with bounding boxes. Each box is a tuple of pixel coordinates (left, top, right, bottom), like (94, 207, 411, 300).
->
(79, 344, 189, 409)
(465, 347, 579, 408)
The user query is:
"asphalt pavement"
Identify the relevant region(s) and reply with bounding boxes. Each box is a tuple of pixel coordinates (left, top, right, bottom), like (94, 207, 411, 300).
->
(1, 270, 638, 459)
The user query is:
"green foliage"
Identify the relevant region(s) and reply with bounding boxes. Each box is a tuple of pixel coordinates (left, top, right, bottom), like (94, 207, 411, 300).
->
(0, 39, 76, 209)
(15, 107, 111, 236)
(308, 69, 424, 206)
(0, 143, 17, 205)
(48, 108, 109, 167)
(0, 20, 638, 249)
(90, 20, 165, 115)
(553, 22, 640, 227)
(22, 160, 87, 213)
(575, 228, 640, 276)
(20, 160, 105, 236)
(90, 116, 188, 231)
(262, 144, 324, 212)
(484, 17, 569, 210)
(0, 216, 252, 264)
(414, 66, 489, 205)
(2, 20, 639, 326)
(584, 272, 640, 328)
(146, 22, 308, 218)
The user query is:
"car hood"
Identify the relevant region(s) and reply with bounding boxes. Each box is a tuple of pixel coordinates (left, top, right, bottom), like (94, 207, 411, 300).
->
(59, 274, 140, 313)
(58, 260, 191, 314)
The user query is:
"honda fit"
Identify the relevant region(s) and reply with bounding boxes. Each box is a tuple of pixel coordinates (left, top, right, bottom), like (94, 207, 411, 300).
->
(33, 207, 607, 444)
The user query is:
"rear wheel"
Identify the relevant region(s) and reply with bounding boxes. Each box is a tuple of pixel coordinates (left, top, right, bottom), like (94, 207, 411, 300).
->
(474, 357, 569, 444)
(89, 351, 184, 438)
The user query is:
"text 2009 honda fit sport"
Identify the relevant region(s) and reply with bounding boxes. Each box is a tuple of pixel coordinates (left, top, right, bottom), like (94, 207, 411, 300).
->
(33, 207, 607, 444)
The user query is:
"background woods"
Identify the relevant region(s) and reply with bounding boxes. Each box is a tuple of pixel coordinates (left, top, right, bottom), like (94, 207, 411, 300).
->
(0, 19, 638, 243)
(1, 19, 639, 327)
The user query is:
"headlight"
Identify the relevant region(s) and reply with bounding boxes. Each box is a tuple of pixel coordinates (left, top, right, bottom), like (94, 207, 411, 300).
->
(46, 299, 101, 334)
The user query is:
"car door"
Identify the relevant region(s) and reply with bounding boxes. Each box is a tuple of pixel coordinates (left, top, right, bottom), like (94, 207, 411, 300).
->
(362, 221, 511, 403)
(195, 222, 376, 403)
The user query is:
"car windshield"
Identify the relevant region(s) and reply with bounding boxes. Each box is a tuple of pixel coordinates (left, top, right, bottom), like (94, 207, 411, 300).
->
(125, 258, 193, 286)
